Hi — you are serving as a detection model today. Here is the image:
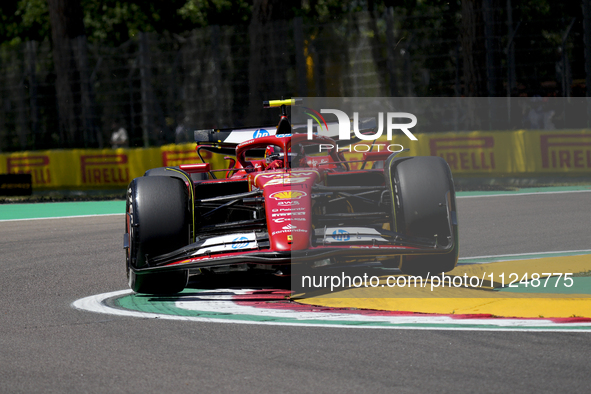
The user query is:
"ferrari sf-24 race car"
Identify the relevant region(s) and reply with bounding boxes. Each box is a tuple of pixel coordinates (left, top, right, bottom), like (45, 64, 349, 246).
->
(124, 99, 459, 294)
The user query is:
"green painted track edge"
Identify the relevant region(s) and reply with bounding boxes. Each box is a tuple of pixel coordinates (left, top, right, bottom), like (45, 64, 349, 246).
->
(0, 200, 126, 220)
(109, 291, 591, 331)
(1, 185, 590, 221)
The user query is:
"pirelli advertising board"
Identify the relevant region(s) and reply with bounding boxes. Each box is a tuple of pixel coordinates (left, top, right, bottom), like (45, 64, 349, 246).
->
(0, 130, 589, 190)
(416, 129, 591, 175)
(341, 129, 591, 175)
(0, 144, 228, 189)
(292, 97, 591, 177)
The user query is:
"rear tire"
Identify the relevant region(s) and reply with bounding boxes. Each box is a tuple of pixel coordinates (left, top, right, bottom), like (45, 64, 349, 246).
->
(385, 156, 459, 276)
(125, 176, 190, 294)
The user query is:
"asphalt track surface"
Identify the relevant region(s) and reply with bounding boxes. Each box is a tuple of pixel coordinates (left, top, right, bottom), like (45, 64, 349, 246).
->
(1, 192, 590, 393)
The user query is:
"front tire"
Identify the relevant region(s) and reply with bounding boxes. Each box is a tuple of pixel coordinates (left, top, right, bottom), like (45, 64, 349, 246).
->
(125, 176, 190, 294)
(385, 156, 459, 276)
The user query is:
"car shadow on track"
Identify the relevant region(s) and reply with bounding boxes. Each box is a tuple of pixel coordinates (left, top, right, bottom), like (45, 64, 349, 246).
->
(168, 265, 404, 300)
(126, 272, 292, 304)
(187, 271, 291, 290)
(129, 265, 407, 306)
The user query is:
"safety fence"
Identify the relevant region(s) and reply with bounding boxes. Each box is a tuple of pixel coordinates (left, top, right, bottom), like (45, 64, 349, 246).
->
(1, 6, 589, 153)
(0, 129, 589, 190)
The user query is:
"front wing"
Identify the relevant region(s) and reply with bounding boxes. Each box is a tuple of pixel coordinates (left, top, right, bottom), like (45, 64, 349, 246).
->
(129, 230, 457, 274)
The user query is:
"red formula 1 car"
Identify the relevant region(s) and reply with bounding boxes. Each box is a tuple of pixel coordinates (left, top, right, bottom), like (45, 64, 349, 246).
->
(124, 100, 458, 294)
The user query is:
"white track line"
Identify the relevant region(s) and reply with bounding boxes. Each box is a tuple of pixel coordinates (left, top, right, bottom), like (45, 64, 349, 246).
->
(0, 213, 125, 222)
(457, 189, 591, 198)
(2, 189, 589, 222)
(460, 249, 591, 261)
(72, 289, 591, 332)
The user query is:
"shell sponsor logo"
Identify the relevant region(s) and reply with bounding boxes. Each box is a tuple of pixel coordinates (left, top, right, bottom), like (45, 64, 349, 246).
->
(269, 190, 307, 200)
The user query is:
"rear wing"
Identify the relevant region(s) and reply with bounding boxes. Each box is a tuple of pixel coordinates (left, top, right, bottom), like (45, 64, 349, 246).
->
(194, 99, 303, 147)
(194, 126, 278, 157)
(194, 98, 379, 154)
(194, 126, 278, 145)
(194, 118, 378, 151)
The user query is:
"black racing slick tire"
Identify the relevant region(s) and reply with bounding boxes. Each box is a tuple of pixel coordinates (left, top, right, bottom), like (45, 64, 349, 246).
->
(125, 176, 190, 294)
(385, 155, 459, 277)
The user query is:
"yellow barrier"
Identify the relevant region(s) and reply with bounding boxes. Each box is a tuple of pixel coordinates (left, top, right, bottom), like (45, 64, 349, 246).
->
(0, 130, 590, 189)
(425, 129, 591, 175)
(0, 144, 228, 189)
(344, 129, 591, 176)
